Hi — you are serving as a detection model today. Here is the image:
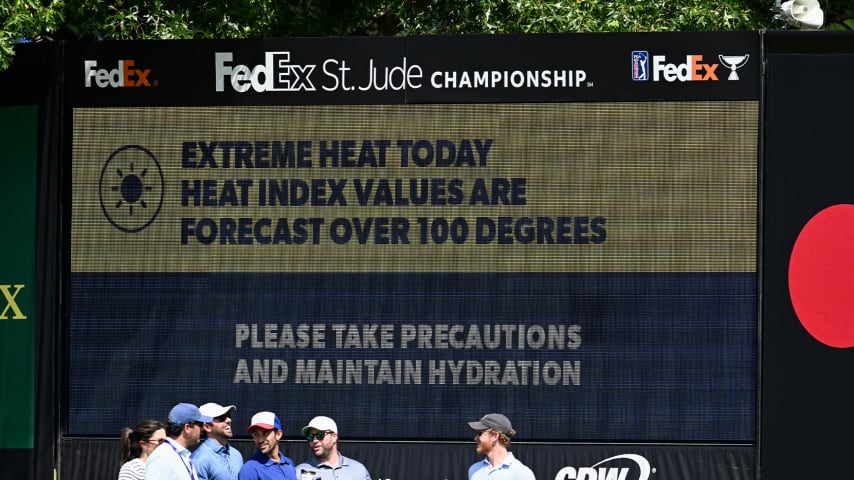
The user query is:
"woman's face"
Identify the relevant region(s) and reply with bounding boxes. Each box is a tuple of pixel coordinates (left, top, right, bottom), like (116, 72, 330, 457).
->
(141, 428, 166, 457)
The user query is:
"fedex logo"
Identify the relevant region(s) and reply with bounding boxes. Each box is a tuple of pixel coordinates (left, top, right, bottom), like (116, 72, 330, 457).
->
(215, 51, 316, 93)
(652, 55, 718, 82)
(84, 60, 153, 88)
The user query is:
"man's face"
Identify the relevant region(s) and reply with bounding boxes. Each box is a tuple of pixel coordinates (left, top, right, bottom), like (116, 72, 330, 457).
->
(251, 428, 281, 457)
(305, 429, 337, 461)
(474, 429, 497, 455)
(206, 413, 234, 442)
(186, 421, 204, 447)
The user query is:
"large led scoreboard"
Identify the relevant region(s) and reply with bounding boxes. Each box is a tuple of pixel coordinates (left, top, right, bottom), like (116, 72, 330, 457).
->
(64, 32, 759, 479)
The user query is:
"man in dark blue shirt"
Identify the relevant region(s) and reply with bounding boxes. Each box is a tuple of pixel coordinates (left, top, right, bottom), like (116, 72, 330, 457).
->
(238, 411, 297, 480)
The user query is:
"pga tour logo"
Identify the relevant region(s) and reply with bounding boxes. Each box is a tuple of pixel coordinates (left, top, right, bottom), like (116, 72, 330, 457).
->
(631, 51, 649, 81)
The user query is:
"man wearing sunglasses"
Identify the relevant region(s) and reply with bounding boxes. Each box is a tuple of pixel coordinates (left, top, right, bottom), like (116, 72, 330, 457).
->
(295, 416, 371, 480)
(145, 402, 213, 480)
(467, 413, 535, 480)
(191, 403, 244, 480)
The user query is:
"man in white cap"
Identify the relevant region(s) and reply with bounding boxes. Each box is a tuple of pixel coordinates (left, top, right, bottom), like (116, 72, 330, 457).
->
(191, 402, 244, 480)
(295, 416, 371, 480)
(146, 402, 213, 480)
(238, 411, 297, 480)
(467, 413, 535, 480)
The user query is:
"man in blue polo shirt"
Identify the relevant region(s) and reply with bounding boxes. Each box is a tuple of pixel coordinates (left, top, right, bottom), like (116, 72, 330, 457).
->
(467, 413, 536, 480)
(191, 402, 244, 480)
(238, 411, 297, 480)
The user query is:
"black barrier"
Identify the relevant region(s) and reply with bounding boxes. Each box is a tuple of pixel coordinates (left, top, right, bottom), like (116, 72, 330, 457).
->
(761, 31, 854, 478)
(0, 43, 63, 480)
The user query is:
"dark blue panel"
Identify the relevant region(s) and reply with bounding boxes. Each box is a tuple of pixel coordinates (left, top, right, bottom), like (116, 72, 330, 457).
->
(69, 272, 755, 441)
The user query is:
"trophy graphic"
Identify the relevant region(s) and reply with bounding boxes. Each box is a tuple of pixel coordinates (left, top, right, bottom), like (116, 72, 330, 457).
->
(718, 54, 750, 80)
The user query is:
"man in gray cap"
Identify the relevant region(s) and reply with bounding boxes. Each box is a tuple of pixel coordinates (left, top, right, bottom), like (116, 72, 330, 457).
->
(467, 413, 536, 480)
(146, 402, 213, 480)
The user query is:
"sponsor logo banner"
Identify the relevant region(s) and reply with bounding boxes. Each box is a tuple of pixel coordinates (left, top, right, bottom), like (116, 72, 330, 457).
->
(66, 32, 760, 106)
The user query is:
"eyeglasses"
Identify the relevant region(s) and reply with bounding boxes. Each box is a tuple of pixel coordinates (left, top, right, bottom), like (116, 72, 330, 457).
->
(146, 438, 165, 445)
(214, 414, 231, 423)
(305, 431, 334, 441)
(188, 421, 204, 428)
(478, 430, 493, 437)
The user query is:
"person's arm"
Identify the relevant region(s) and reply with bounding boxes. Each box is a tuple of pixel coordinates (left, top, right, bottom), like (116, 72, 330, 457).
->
(195, 464, 210, 480)
(519, 465, 537, 480)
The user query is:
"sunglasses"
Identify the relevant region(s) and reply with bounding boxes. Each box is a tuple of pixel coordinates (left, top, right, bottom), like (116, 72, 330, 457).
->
(305, 430, 334, 441)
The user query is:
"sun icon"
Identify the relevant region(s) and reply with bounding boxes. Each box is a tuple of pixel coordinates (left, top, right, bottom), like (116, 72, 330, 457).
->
(99, 145, 164, 233)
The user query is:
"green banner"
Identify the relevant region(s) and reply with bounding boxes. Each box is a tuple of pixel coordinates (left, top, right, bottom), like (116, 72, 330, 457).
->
(0, 105, 36, 448)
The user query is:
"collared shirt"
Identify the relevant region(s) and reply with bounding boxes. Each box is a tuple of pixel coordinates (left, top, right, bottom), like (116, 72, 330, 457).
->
(191, 438, 244, 480)
(295, 453, 371, 480)
(146, 438, 198, 480)
(238, 450, 298, 480)
(468, 452, 536, 480)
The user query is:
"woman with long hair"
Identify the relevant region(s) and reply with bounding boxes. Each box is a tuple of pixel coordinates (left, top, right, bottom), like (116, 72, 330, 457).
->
(118, 419, 166, 480)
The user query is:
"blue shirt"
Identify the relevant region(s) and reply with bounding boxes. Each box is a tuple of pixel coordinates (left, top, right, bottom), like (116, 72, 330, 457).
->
(145, 438, 197, 480)
(191, 438, 244, 480)
(238, 450, 297, 480)
(468, 452, 536, 480)
(295, 454, 371, 480)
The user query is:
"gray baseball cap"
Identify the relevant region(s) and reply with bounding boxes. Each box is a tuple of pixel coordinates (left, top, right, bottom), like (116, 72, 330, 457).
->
(468, 413, 516, 435)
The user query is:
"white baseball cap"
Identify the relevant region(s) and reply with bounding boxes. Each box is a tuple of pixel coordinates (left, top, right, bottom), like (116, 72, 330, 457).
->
(199, 402, 236, 419)
(301, 416, 338, 435)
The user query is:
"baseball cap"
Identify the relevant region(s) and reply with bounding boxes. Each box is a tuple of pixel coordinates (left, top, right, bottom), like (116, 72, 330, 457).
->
(301, 416, 338, 436)
(199, 402, 236, 419)
(468, 413, 515, 435)
(247, 411, 282, 432)
(169, 403, 213, 425)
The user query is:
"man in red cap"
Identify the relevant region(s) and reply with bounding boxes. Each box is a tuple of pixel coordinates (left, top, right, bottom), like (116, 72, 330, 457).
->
(238, 411, 297, 480)
(467, 413, 535, 480)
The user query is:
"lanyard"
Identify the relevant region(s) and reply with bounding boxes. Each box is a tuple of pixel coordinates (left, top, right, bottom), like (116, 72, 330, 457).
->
(165, 439, 197, 480)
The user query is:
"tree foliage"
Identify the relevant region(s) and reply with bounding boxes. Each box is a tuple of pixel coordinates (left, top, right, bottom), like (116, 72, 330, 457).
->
(2, 0, 853, 70)
(1, 0, 64, 69)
